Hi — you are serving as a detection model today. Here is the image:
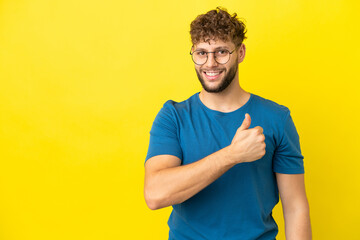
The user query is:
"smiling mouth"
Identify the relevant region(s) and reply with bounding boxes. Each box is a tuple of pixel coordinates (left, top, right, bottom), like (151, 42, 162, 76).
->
(203, 70, 223, 76)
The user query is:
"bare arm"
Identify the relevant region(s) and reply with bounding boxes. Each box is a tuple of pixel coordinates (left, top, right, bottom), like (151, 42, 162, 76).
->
(276, 173, 312, 240)
(144, 113, 265, 210)
(144, 147, 235, 210)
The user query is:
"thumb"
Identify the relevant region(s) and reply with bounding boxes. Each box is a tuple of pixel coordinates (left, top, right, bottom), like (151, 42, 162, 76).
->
(238, 113, 251, 131)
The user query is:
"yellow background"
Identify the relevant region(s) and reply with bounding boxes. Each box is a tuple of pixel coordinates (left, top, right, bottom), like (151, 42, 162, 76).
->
(1, 0, 359, 239)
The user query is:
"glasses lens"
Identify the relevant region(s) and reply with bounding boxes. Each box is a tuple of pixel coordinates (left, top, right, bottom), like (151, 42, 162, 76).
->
(215, 50, 230, 64)
(192, 51, 207, 65)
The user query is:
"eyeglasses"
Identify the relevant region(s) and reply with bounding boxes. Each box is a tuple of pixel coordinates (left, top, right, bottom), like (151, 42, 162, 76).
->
(190, 48, 236, 65)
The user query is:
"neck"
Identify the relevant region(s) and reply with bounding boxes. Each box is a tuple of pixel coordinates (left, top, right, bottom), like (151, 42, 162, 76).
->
(199, 77, 250, 113)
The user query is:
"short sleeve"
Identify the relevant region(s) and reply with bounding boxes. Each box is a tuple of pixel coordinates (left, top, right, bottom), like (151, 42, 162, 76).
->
(273, 110, 304, 174)
(145, 101, 183, 163)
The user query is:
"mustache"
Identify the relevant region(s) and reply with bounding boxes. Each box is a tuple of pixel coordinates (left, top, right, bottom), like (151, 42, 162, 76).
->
(199, 68, 225, 71)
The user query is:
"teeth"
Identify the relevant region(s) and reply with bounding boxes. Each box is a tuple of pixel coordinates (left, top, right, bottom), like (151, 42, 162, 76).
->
(206, 72, 220, 76)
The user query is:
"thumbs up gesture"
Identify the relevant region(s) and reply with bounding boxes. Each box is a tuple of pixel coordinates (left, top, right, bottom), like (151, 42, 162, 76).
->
(228, 113, 266, 164)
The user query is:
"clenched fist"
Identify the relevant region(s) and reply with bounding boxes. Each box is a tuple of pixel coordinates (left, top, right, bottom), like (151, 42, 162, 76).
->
(228, 113, 266, 164)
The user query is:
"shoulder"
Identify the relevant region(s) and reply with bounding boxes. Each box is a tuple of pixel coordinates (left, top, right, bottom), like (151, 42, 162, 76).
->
(150, 94, 198, 138)
(250, 94, 291, 121)
(152, 93, 199, 129)
(161, 93, 199, 116)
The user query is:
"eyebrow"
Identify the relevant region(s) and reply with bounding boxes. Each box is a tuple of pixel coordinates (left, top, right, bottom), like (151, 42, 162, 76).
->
(194, 46, 231, 51)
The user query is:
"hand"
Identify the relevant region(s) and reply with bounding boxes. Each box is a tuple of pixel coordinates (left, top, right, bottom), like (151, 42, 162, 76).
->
(228, 113, 266, 164)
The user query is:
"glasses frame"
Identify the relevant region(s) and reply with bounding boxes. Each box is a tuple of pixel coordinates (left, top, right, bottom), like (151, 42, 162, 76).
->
(189, 47, 237, 65)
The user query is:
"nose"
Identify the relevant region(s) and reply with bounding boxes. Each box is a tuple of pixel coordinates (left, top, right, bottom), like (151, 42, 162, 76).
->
(204, 52, 218, 68)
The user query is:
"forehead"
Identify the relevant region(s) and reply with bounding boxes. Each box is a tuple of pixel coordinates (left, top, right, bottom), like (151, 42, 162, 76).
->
(194, 39, 235, 50)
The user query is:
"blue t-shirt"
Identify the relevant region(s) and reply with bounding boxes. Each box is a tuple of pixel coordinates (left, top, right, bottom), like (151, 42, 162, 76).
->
(145, 92, 304, 240)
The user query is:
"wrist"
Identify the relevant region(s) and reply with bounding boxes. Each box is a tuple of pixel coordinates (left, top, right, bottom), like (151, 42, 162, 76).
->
(222, 145, 238, 166)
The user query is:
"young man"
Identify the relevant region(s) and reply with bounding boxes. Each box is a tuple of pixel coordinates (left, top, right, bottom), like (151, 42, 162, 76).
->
(144, 7, 312, 240)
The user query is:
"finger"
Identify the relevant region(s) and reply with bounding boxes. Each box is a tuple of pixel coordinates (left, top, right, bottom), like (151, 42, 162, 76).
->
(259, 133, 265, 142)
(253, 126, 263, 134)
(238, 113, 251, 131)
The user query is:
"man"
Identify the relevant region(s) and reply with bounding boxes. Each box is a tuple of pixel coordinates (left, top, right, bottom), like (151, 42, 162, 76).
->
(144, 7, 312, 240)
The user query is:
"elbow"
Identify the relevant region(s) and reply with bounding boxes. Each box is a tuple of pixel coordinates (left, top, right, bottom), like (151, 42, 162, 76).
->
(145, 199, 162, 211)
(144, 188, 167, 210)
(284, 198, 310, 217)
(144, 194, 161, 210)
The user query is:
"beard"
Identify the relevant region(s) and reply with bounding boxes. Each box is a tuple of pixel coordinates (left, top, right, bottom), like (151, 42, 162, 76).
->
(195, 62, 238, 93)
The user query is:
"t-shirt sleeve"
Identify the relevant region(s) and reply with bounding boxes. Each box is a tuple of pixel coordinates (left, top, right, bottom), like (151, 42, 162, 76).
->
(273, 110, 304, 174)
(145, 101, 183, 163)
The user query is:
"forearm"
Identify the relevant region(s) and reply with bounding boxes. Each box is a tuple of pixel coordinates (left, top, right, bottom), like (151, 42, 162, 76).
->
(145, 146, 235, 210)
(145, 115, 265, 210)
(283, 200, 312, 240)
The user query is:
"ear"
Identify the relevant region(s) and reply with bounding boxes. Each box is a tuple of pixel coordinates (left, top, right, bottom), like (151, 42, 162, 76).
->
(237, 43, 246, 64)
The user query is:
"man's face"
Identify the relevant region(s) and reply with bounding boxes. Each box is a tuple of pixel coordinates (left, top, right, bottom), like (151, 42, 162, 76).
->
(193, 40, 239, 93)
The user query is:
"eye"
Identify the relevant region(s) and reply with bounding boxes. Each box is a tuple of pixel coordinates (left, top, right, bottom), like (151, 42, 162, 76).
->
(196, 51, 206, 56)
(216, 50, 228, 55)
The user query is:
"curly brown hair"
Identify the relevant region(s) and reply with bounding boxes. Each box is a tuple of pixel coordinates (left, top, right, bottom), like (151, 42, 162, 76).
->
(190, 7, 247, 47)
